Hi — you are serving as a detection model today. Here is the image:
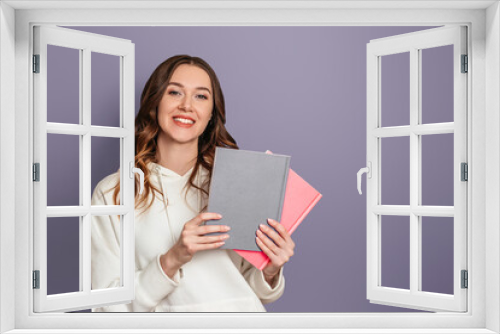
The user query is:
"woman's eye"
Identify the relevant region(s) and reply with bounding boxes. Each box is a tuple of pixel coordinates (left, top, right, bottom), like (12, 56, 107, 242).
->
(196, 94, 208, 100)
(169, 90, 180, 96)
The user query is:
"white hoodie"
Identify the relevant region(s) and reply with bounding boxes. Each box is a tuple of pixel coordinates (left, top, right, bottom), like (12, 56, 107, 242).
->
(91, 162, 285, 312)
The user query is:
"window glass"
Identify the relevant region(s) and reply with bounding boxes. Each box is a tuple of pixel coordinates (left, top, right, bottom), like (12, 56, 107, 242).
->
(381, 52, 410, 127)
(91, 215, 122, 291)
(381, 136, 410, 205)
(421, 216, 454, 295)
(47, 133, 80, 206)
(421, 134, 454, 206)
(47, 45, 80, 124)
(47, 216, 81, 295)
(421, 45, 454, 124)
(381, 215, 410, 290)
(91, 137, 121, 204)
(91, 52, 121, 127)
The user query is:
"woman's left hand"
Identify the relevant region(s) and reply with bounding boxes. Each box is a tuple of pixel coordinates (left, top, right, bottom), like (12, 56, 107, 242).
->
(256, 218, 295, 286)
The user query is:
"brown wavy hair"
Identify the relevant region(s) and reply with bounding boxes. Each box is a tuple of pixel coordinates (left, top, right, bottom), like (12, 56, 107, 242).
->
(112, 55, 238, 212)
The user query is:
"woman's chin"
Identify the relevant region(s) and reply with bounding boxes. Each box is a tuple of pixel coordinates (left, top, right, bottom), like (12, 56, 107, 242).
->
(158, 128, 202, 146)
(169, 136, 200, 146)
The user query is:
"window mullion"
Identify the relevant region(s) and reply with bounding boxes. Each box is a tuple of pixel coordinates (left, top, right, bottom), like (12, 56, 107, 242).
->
(82, 48, 92, 294)
(409, 47, 419, 294)
(122, 49, 135, 291)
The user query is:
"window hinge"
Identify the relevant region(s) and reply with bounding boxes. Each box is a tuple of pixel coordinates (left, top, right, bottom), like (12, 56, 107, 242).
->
(461, 162, 468, 181)
(461, 270, 468, 289)
(461, 54, 468, 73)
(33, 270, 40, 289)
(33, 54, 40, 73)
(33, 163, 40, 182)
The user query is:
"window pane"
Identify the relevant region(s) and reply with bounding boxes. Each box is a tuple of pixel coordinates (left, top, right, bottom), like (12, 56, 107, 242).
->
(421, 45, 454, 124)
(91, 215, 122, 290)
(47, 217, 81, 295)
(381, 136, 410, 205)
(91, 137, 121, 205)
(421, 133, 454, 206)
(421, 217, 454, 295)
(47, 133, 80, 206)
(381, 52, 410, 127)
(381, 215, 410, 290)
(91, 52, 121, 127)
(47, 45, 80, 124)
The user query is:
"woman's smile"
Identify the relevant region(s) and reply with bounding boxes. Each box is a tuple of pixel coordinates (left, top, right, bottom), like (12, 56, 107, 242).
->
(172, 115, 196, 128)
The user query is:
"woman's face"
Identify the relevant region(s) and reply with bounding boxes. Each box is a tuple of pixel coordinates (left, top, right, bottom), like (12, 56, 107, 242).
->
(157, 64, 213, 146)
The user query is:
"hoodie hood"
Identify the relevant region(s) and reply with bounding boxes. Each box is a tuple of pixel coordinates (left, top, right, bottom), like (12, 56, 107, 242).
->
(149, 162, 195, 178)
(147, 161, 210, 209)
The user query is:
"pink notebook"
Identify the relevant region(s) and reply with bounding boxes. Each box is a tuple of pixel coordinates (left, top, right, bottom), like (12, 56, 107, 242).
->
(234, 152, 322, 270)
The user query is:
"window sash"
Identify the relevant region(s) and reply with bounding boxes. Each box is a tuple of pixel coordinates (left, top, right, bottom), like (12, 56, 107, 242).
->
(32, 25, 136, 313)
(366, 26, 468, 312)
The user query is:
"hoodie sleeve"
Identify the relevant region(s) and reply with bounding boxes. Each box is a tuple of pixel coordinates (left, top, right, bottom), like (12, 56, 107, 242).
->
(90, 175, 181, 312)
(227, 250, 285, 305)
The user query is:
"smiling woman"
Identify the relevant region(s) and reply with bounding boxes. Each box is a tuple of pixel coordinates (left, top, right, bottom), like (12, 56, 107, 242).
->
(90, 54, 295, 312)
(157, 64, 214, 159)
(47, 25, 463, 314)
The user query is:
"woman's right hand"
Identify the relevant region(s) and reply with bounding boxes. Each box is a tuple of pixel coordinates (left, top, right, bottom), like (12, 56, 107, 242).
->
(160, 212, 230, 278)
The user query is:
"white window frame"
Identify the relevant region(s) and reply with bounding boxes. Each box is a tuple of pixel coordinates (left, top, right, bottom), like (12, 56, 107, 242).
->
(366, 26, 468, 312)
(1, 1, 499, 333)
(32, 25, 136, 313)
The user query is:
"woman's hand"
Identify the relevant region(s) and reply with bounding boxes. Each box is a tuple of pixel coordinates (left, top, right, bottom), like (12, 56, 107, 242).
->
(256, 218, 295, 287)
(160, 212, 230, 278)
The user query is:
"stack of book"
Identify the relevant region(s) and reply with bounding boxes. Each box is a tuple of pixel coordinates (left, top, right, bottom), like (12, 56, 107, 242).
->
(206, 147, 322, 269)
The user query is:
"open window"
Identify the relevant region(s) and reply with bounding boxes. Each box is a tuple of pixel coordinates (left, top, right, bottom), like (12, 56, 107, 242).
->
(32, 26, 136, 312)
(32, 24, 468, 315)
(2, 0, 497, 330)
(362, 26, 467, 312)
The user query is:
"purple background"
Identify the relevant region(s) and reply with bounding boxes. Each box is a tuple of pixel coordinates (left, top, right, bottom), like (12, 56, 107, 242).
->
(45, 26, 455, 312)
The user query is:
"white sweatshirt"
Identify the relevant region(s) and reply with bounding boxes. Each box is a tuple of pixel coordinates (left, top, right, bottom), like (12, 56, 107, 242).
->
(91, 162, 285, 312)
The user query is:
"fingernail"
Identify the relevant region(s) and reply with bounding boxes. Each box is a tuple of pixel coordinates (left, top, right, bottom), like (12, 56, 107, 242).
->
(225, 226, 231, 231)
(221, 234, 229, 240)
(217, 214, 223, 218)
(267, 218, 274, 224)
(260, 224, 266, 230)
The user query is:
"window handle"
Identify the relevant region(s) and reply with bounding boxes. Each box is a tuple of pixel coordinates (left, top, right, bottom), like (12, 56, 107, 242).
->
(129, 162, 145, 195)
(357, 162, 372, 195)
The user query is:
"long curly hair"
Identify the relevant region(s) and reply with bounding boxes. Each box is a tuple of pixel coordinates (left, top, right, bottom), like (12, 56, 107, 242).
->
(112, 55, 238, 212)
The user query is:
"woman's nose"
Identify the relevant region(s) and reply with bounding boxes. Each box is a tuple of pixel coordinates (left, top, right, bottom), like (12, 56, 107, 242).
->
(179, 96, 192, 111)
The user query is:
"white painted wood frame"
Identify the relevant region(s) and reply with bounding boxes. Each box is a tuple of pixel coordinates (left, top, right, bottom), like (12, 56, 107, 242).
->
(1, 1, 498, 333)
(32, 26, 136, 312)
(366, 26, 467, 312)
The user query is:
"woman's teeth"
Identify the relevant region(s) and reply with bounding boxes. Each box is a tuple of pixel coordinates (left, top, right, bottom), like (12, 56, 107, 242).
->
(173, 118, 194, 124)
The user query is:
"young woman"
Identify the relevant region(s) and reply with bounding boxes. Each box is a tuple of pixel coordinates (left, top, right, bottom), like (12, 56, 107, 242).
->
(91, 55, 296, 312)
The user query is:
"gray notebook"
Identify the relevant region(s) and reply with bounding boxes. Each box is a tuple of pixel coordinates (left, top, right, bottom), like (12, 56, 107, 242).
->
(205, 147, 291, 251)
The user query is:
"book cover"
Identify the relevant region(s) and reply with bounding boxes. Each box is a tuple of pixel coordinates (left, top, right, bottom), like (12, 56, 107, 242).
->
(205, 147, 291, 251)
(234, 152, 322, 270)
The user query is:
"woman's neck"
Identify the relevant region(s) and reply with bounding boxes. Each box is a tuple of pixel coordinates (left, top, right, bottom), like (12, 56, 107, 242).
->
(156, 135, 198, 177)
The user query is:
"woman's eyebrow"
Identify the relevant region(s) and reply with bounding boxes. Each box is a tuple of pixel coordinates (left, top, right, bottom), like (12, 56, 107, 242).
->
(168, 82, 211, 94)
